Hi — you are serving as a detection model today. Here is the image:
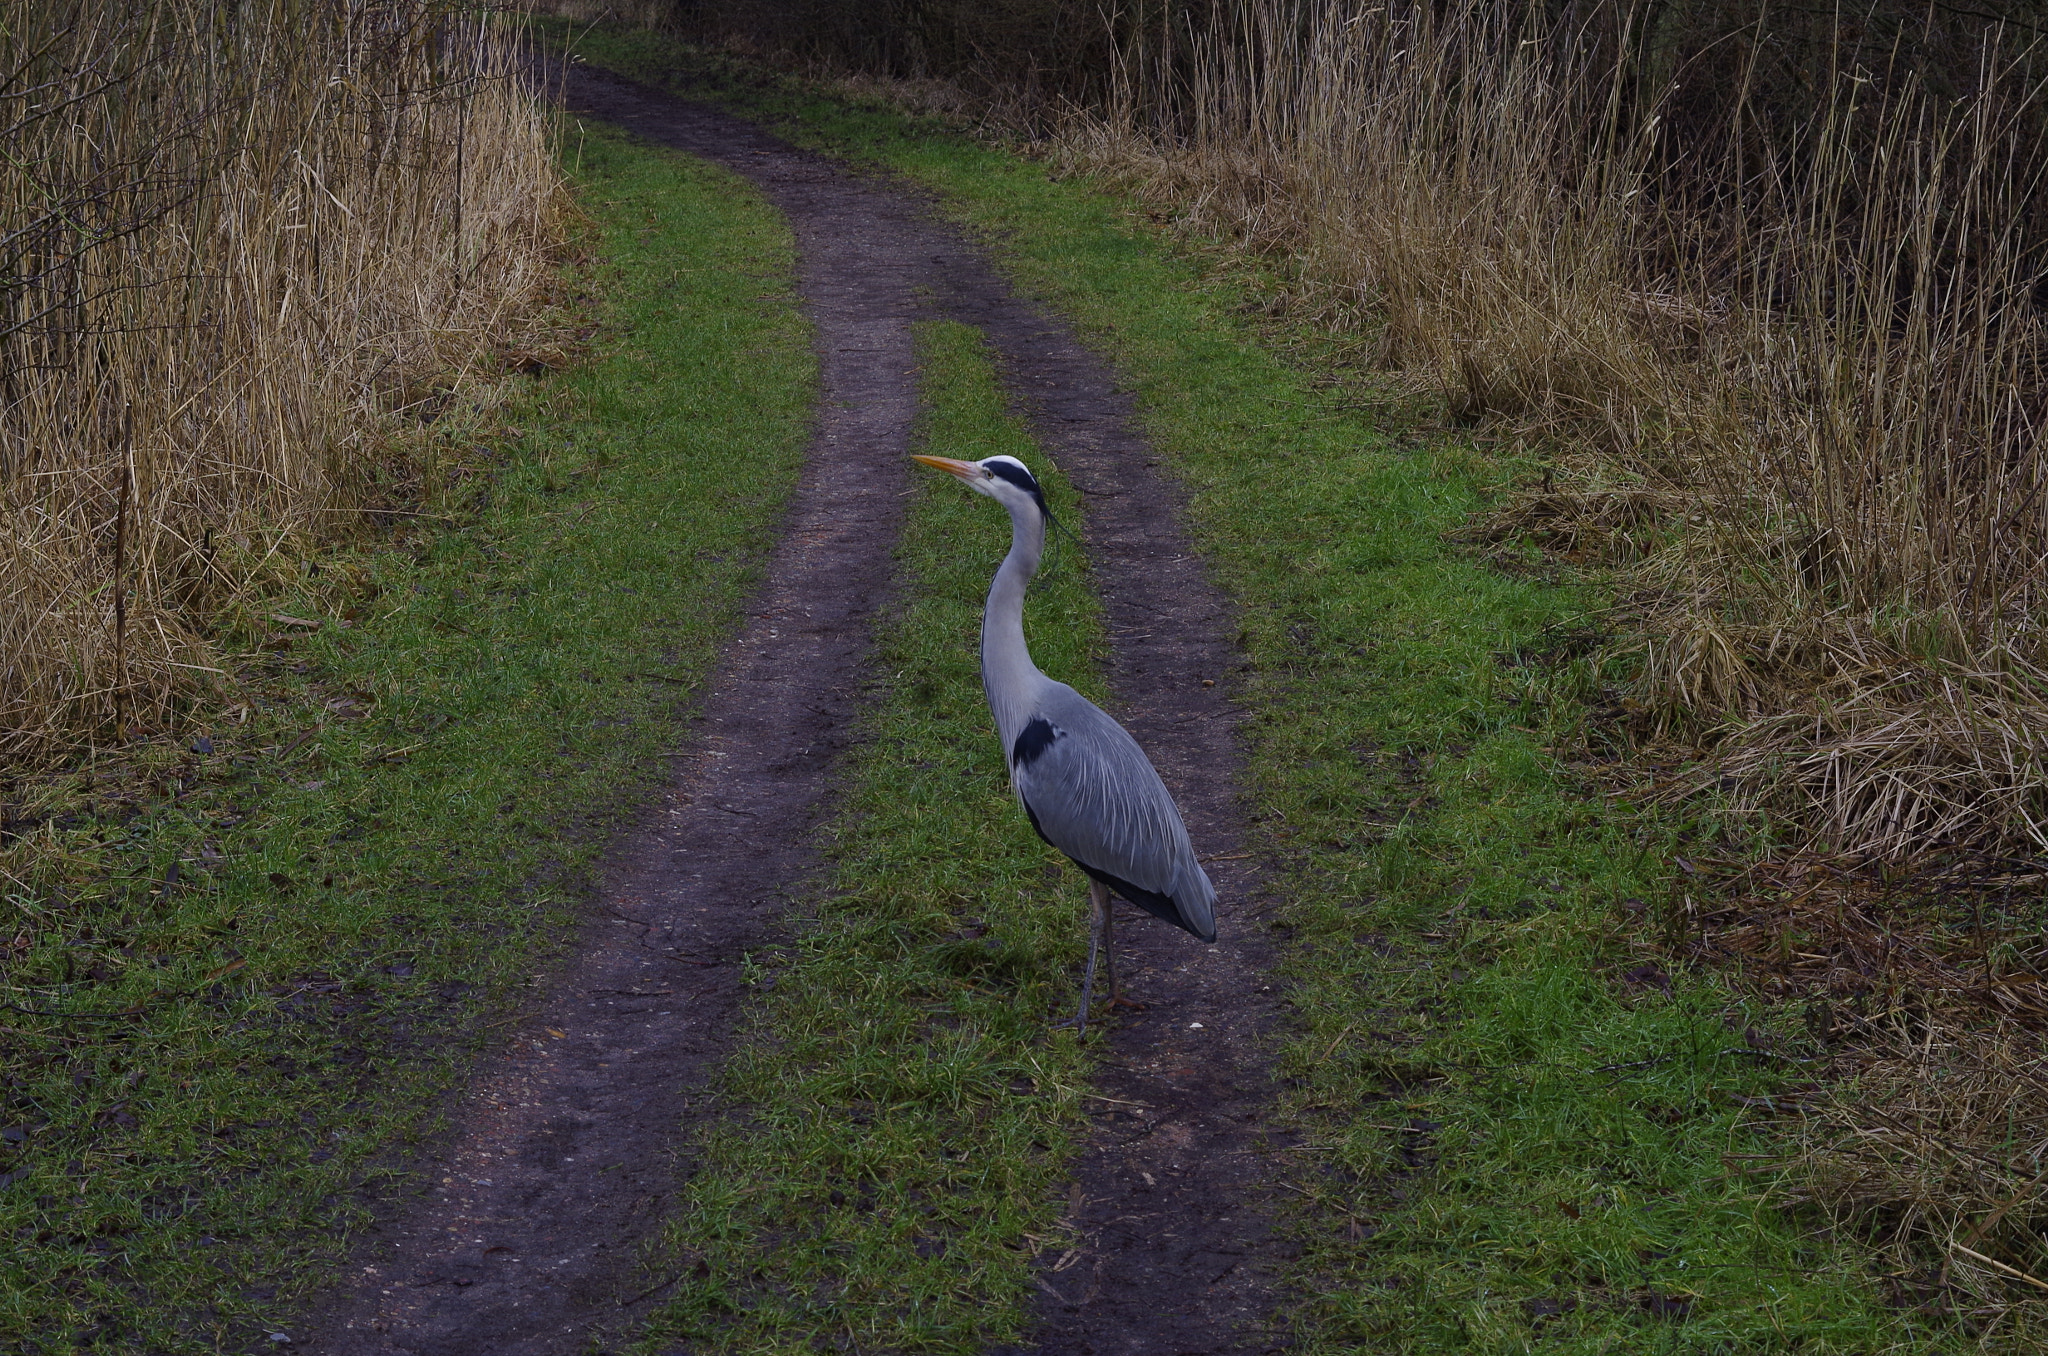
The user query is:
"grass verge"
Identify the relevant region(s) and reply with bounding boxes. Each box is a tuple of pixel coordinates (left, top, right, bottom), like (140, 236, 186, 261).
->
(629, 319, 1099, 1354)
(550, 27, 1940, 1353)
(0, 122, 809, 1351)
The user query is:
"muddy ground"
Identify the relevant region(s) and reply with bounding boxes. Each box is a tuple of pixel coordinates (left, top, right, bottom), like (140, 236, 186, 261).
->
(300, 65, 1293, 1356)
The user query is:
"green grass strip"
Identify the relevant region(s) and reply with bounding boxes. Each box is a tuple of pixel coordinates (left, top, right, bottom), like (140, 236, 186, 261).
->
(631, 319, 1099, 1354)
(0, 124, 810, 1351)
(549, 26, 1931, 1355)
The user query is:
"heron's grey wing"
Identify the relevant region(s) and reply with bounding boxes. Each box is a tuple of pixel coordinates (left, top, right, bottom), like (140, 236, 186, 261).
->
(1008, 684, 1216, 940)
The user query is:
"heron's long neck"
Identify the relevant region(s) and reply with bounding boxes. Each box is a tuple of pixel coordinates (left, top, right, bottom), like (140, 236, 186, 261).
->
(981, 500, 1046, 741)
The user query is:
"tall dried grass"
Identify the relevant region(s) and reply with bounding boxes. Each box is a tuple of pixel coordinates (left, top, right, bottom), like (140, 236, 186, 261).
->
(1779, 1023, 2048, 1325)
(0, 0, 567, 768)
(1041, 1, 2048, 857)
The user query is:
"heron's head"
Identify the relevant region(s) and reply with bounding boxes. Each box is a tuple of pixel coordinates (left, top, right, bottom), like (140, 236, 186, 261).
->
(913, 454, 1047, 520)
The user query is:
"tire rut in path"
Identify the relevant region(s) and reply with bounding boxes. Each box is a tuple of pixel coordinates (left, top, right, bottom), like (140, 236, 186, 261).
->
(306, 65, 1295, 1355)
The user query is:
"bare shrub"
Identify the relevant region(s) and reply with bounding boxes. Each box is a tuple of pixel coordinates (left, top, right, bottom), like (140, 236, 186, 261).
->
(0, 1, 567, 767)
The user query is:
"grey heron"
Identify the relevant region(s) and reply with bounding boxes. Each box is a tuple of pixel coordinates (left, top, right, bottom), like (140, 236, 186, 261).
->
(913, 452, 1216, 1035)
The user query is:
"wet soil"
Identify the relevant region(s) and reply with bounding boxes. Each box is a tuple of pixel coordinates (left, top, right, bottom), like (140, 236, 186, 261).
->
(301, 65, 1293, 1355)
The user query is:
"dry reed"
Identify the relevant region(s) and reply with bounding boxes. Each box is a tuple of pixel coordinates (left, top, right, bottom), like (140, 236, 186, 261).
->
(1037, 1, 2048, 858)
(1, 0, 567, 769)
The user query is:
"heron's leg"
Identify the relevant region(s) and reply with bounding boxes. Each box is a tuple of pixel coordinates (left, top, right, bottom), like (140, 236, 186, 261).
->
(1104, 896, 1116, 1003)
(1059, 881, 1109, 1036)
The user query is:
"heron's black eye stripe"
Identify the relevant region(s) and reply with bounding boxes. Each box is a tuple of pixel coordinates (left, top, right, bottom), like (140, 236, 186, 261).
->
(984, 461, 1049, 516)
(984, 460, 1039, 494)
(1011, 717, 1058, 768)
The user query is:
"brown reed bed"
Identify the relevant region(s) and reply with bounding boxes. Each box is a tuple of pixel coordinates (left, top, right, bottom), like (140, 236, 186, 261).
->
(1, 0, 569, 772)
(1023, 0, 2048, 863)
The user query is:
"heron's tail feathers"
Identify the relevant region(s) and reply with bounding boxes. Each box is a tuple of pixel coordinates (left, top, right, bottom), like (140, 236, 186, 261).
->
(1171, 863, 1218, 943)
(1075, 858, 1216, 942)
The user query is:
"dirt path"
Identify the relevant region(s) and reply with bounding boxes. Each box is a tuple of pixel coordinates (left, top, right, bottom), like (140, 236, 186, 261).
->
(302, 70, 935, 1356)
(302, 65, 1293, 1355)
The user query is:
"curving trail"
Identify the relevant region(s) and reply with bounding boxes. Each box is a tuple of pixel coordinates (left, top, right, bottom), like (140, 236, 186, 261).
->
(303, 65, 1293, 1355)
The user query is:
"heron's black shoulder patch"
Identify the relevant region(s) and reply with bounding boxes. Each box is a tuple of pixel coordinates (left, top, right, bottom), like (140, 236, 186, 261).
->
(1011, 717, 1058, 768)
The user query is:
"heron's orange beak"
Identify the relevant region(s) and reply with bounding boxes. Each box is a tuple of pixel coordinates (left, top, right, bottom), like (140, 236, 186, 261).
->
(912, 454, 979, 481)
